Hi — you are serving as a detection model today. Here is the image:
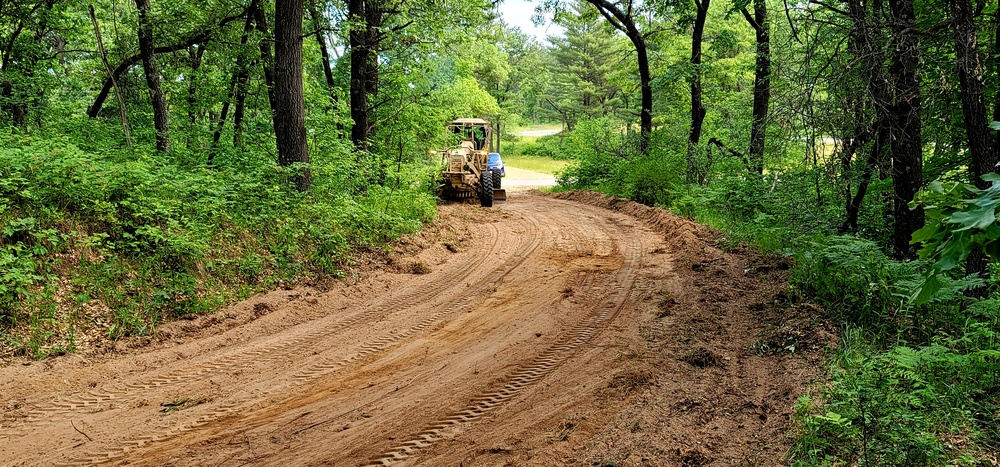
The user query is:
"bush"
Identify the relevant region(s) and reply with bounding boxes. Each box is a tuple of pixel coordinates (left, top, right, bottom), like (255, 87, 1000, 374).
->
(788, 236, 998, 466)
(516, 134, 565, 159)
(792, 316, 1000, 466)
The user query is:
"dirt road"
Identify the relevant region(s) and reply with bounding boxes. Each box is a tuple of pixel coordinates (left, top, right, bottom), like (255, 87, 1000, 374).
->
(0, 192, 827, 466)
(501, 166, 557, 191)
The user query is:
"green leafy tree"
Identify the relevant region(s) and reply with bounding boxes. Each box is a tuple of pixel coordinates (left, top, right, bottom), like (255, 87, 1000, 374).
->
(545, 0, 624, 131)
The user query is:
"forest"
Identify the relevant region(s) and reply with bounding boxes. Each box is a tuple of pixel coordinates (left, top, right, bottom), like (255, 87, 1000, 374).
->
(1, 0, 999, 463)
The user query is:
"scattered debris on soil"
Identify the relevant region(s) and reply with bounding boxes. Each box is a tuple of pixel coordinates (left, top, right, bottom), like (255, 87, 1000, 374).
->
(550, 190, 834, 466)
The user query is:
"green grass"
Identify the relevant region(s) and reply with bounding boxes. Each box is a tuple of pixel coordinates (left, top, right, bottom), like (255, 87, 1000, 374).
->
(501, 131, 570, 175)
(511, 123, 563, 133)
(502, 154, 570, 175)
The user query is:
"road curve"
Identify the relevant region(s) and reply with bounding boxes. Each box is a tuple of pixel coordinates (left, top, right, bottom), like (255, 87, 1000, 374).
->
(0, 193, 668, 466)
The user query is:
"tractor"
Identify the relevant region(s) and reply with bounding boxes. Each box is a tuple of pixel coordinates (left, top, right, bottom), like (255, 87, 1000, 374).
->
(431, 118, 506, 207)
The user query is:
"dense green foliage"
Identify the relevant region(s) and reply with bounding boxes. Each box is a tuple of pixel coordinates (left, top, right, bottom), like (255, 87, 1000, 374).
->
(0, 130, 435, 356)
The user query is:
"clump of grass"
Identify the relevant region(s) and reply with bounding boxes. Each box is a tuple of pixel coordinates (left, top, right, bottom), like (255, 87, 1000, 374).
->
(407, 261, 431, 274)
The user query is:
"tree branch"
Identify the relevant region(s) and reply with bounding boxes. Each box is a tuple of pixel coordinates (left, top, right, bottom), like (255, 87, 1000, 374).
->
(810, 0, 850, 16)
(783, 0, 802, 43)
(708, 137, 752, 171)
(588, 0, 627, 33)
(87, 10, 250, 118)
(740, 8, 761, 32)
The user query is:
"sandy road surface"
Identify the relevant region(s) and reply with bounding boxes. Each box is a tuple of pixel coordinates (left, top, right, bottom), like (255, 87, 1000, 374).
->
(0, 192, 825, 466)
(501, 166, 557, 191)
(516, 129, 561, 137)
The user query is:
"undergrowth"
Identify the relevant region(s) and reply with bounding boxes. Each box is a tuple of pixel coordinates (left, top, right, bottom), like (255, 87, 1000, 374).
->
(0, 131, 436, 359)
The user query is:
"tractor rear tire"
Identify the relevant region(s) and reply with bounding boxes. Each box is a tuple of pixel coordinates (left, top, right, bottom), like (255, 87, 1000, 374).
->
(492, 169, 502, 189)
(479, 171, 494, 207)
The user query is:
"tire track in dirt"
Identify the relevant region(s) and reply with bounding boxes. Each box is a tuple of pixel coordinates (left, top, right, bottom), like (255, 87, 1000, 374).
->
(5, 220, 524, 433)
(364, 201, 642, 466)
(43, 214, 551, 466)
(2, 196, 651, 467)
(2, 193, 825, 467)
(135, 198, 632, 466)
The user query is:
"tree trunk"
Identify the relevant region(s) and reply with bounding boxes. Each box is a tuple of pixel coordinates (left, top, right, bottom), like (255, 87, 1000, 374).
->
(687, 0, 710, 183)
(273, 0, 311, 191)
(231, 58, 253, 147)
(2, 0, 56, 127)
(348, 0, 384, 152)
(847, 0, 924, 259)
(212, 4, 256, 153)
(186, 45, 204, 127)
(995, 5, 1000, 153)
(887, 0, 924, 259)
(364, 2, 381, 99)
(186, 45, 205, 151)
(586, 0, 651, 154)
(349, 0, 370, 151)
(309, 2, 336, 96)
(309, 0, 344, 136)
(741, 0, 769, 174)
(135, 0, 171, 152)
(951, 0, 997, 287)
(952, 0, 998, 186)
(88, 11, 250, 118)
(841, 126, 885, 233)
(88, 5, 132, 147)
(254, 3, 278, 115)
(1, 16, 26, 126)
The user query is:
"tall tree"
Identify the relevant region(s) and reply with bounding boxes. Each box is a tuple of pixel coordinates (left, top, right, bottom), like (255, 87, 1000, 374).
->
(348, 0, 377, 151)
(135, 0, 171, 152)
(814, 0, 925, 258)
(253, 2, 278, 115)
(585, 0, 652, 154)
(211, 2, 257, 155)
(1, 0, 57, 127)
(86, 10, 252, 119)
(687, 0, 710, 182)
(185, 45, 205, 127)
(740, 0, 769, 174)
(887, 0, 923, 259)
(309, 0, 337, 99)
(547, 1, 623, 130)
(273, 0, 311, 191)
(950, 0, 997, 283)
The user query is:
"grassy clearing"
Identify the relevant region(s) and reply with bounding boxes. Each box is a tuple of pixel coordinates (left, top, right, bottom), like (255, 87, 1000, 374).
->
(502, 154, 570, 175)
(501, 131, 570, 175)
(510, 123, 562, 134)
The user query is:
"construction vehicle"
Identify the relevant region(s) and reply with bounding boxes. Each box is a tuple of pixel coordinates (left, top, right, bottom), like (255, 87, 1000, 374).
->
(430, 118, 507, 207)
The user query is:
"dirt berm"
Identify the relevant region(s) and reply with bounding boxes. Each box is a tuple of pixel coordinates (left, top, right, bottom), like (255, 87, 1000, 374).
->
(0, 190, 832, 466)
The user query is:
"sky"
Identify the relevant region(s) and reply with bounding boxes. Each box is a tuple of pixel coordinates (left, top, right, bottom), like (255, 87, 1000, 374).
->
(496, 0, 565, 44)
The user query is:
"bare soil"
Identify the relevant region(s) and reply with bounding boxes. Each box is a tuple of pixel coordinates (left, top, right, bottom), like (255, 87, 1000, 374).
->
(0, 191, 831, 466)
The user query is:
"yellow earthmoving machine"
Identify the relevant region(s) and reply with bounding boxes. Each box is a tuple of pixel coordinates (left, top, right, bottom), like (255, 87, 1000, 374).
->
(430, 118, 506, 207)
